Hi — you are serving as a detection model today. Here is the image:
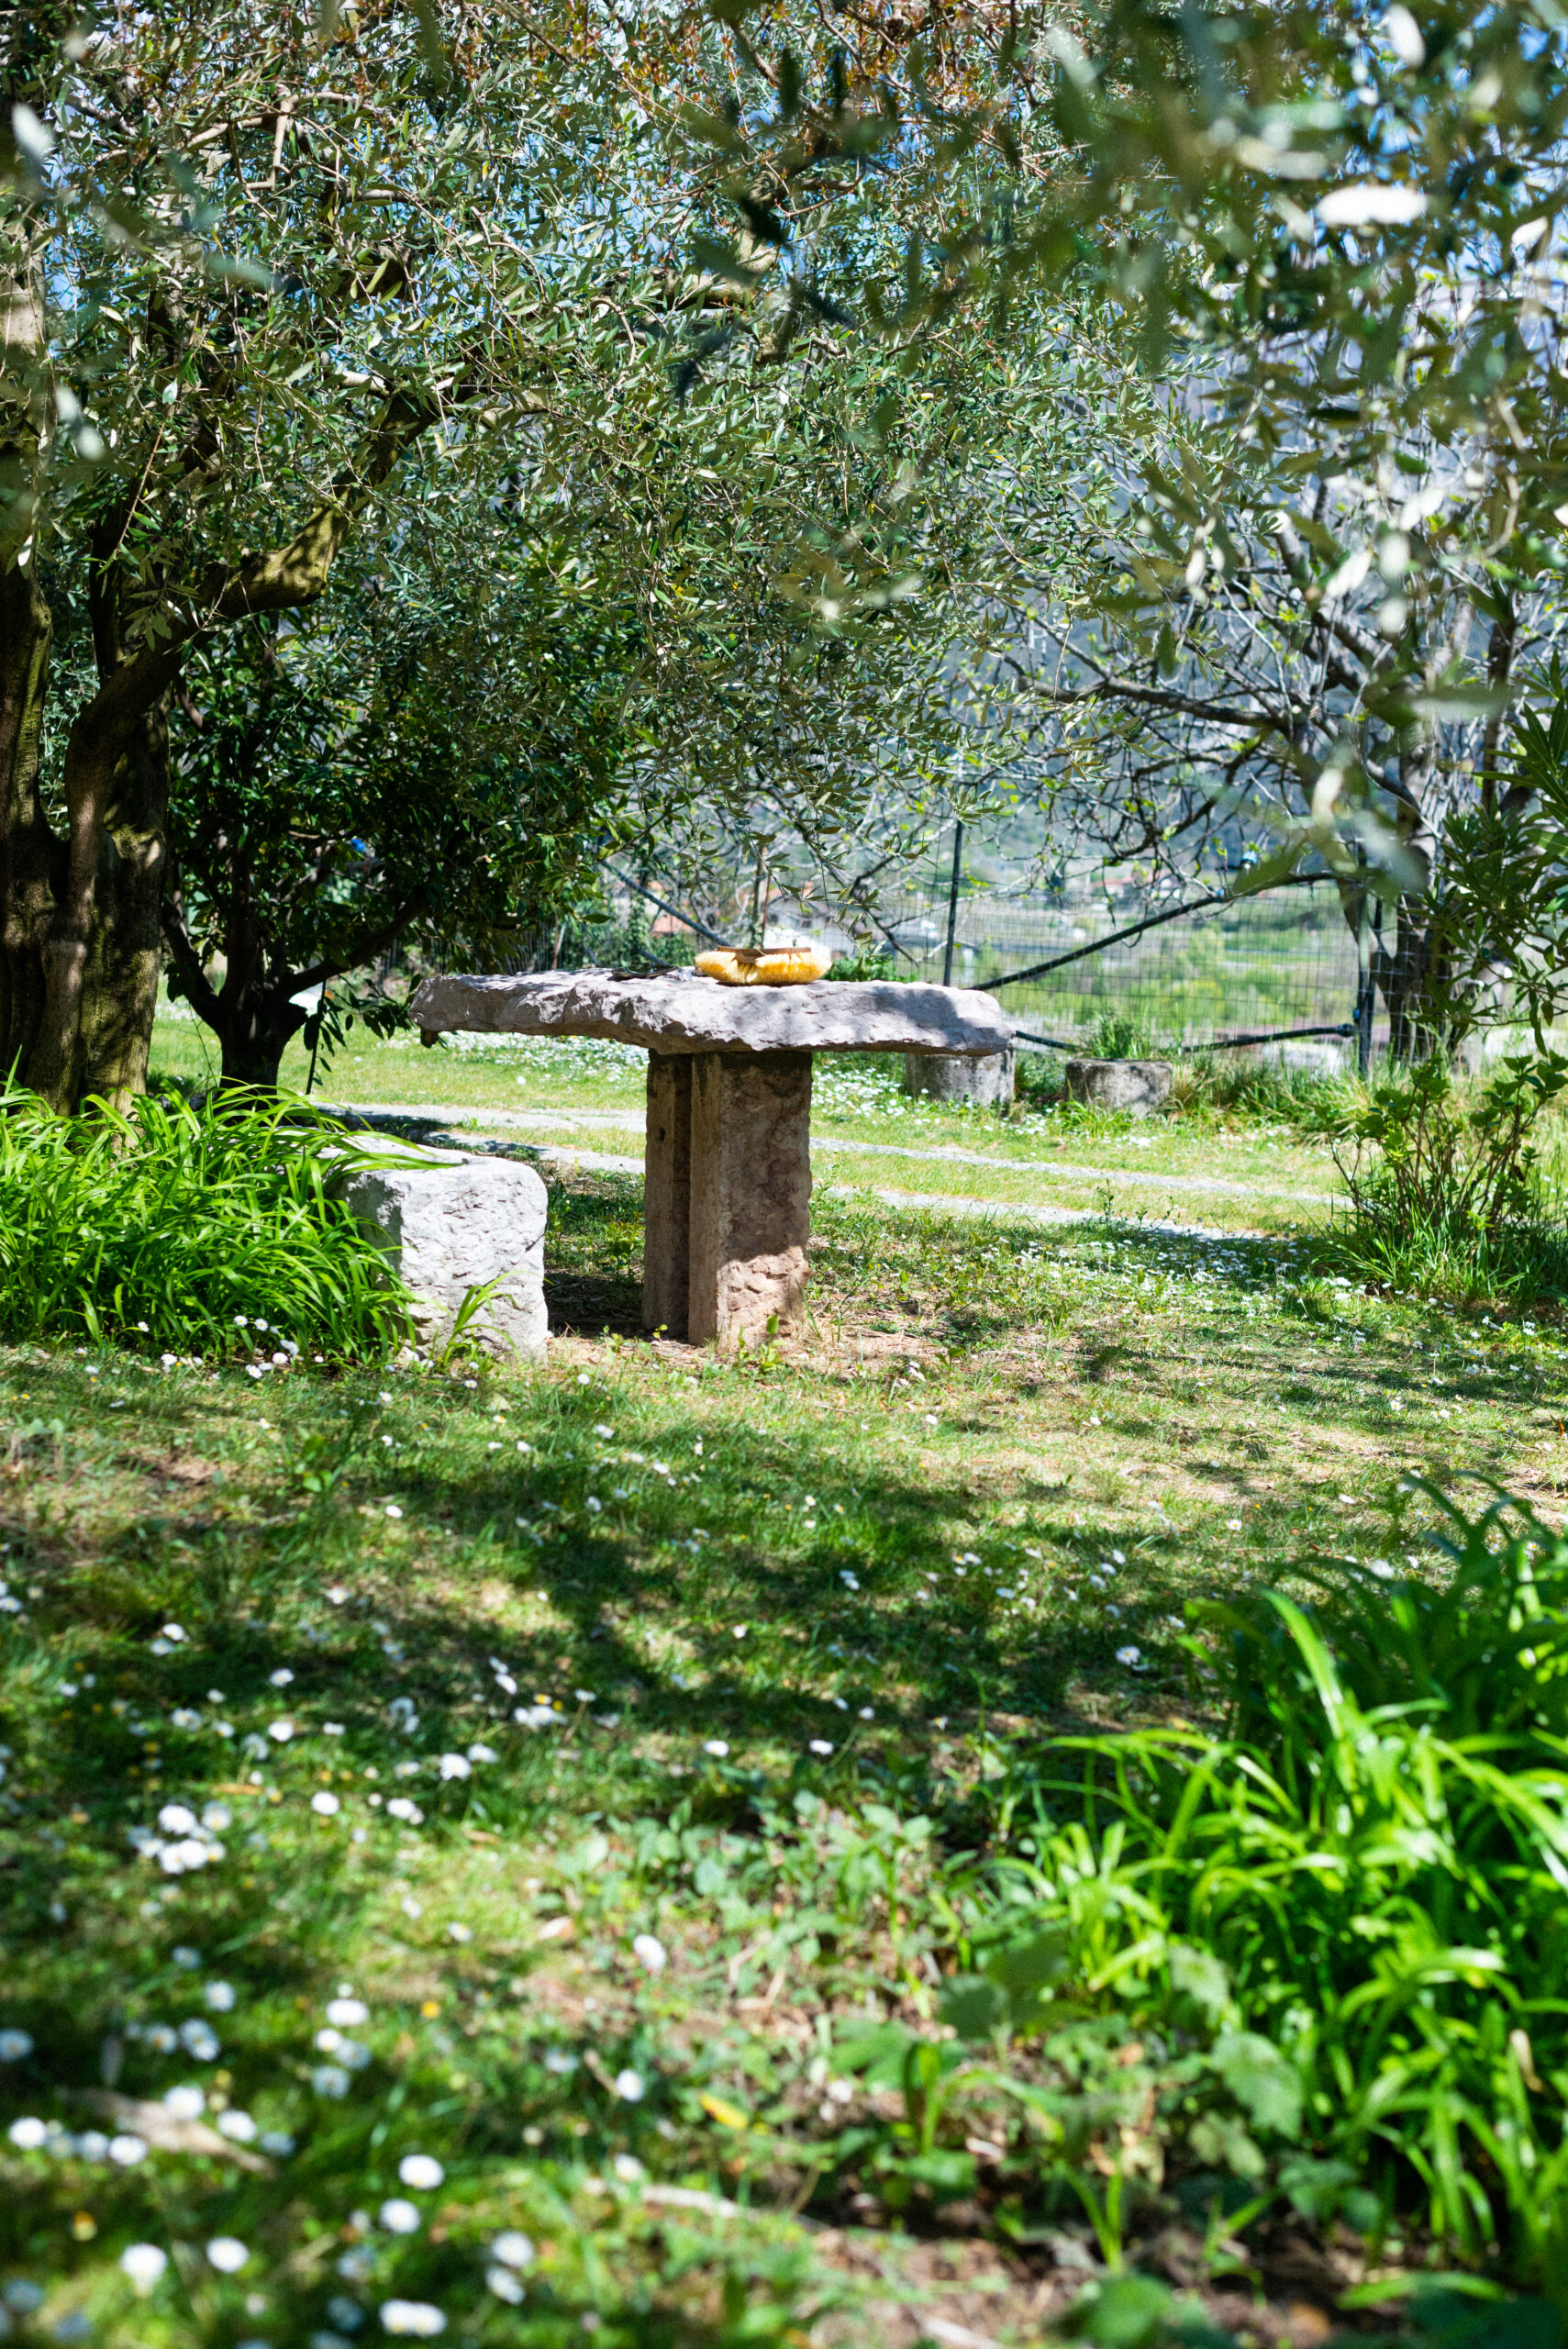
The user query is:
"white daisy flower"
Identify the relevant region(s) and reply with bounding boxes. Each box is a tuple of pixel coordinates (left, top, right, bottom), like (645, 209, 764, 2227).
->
(398, 2154, 445, 2191)
(120, 2244, 168, 2293)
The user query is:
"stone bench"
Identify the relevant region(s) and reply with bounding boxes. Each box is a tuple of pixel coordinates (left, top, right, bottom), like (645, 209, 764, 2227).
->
(409, 970, 1013, 1347)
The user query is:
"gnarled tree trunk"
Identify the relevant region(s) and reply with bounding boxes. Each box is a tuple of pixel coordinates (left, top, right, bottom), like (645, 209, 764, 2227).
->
(2, 380, 437, 1113)
(74, 699, 172, 1108)
(216, 1000, 310, 1090)
(19, 548, 176, 1112)
(0, 244, 62, 1090)
(163, 900, 309, 1090)
(1371, 904, 1454, 1063)
(1337, 752, 1451, 1065)
(0, 558, 59, 1084)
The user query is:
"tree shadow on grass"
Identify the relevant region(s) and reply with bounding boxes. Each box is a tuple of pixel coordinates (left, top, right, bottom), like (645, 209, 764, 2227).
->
(7, 1195, 1559, 2310)
(6, 1366, 1203, 1846)
(3, 1192, 1546, 1865)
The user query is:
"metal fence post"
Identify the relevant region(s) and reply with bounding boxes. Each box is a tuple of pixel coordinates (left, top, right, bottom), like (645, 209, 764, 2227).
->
(942, 820, 963, 988)
(1355, 870, 1374, 1076)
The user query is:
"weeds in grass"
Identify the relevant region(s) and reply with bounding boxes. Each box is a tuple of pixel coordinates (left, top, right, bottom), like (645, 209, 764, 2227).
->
(807, 1197, 1079, 1339)
(1169, 1053, 1363, 1138)
(13, 1484, 1559, 2329)
(0, 1078, 410, 1357)
(1090, 1012, 1161, 1062)
(1323, 1054, 1568, 1306)
(1018, 1046, 1363, 1141)
(1014, 1048, 1066, 1110)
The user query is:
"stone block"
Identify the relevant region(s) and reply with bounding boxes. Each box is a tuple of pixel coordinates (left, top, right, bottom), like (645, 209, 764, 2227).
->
(902, 1045, 1015, 1108)
(1063, 1057, 1173, 1117)
(687, 1051, 812, 1347)
(334, 1146, 548, 1360)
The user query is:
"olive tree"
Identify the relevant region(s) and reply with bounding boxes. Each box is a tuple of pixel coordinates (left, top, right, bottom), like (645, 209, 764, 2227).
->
(5, 0, 1025, 1110)
(684, 0, 1568, 1048)
(157, 510, 630, 1088)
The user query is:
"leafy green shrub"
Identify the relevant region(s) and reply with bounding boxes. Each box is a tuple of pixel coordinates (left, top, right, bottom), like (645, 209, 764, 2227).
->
(1323, 1052, 1568, 1305)
(562, 900, 698, 973)
(0, 1079, 410, 1358)
(825, 942, 905, 981)
(966, 1493, 1568, 2280)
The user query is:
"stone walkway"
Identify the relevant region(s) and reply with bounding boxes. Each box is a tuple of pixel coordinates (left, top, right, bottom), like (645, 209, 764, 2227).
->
(328, 1100, 1335, 1208)
(322, 1099, 634, 1132)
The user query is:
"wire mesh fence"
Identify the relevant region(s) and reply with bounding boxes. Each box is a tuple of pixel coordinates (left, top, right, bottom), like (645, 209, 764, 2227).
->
(606, 831, 1379, 1063)
(873, 864, 1371, 1058)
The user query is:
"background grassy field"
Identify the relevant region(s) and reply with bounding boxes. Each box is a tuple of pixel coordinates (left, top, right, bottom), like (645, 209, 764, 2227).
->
(149, 1016, 1356, 1238)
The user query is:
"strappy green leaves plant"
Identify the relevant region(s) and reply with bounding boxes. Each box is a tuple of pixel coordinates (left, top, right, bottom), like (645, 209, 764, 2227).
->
(0, 1077, 410, 1360)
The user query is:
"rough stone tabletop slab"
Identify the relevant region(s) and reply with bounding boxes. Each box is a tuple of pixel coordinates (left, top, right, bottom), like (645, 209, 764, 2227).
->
(410, 970, 1013, 1057)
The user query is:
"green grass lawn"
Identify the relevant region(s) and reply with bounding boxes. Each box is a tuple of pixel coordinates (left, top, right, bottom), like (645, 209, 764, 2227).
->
(4, 1153, 1565, 2345)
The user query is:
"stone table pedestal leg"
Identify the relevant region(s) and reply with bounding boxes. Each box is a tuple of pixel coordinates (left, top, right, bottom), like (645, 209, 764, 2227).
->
(641, 1048, 814, 1345)
(689, 1050, 812, 1346)
(642, 1054, 693, 1335)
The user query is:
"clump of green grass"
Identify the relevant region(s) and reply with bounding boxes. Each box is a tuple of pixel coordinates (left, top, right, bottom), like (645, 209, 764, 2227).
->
(1168, 1052, 1363, 1137)
(0, 1078, 409, 1358)
(1090, 1010, 1161, 1061)
(1019, 1040, 1362, 1139)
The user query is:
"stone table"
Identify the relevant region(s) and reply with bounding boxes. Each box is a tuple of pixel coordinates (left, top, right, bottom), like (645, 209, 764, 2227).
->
(409, 969, 1014, 1346)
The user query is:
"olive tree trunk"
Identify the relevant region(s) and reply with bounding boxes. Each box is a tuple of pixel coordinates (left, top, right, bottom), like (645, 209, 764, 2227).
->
(161, 892, 309, 1092)
(16, 623, 175, 1112)
(0, 385, 438, 1113)
(0, 559, 58, 1085)
(161, 881, 418, 1095)
(72, 700, 172, 1107)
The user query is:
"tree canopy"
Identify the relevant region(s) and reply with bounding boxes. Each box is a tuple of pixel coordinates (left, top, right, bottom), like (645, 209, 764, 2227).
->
(6, 0, 1052, 1108)
(160, 498, 631, 1087)
(684, 0, 1568, 1043)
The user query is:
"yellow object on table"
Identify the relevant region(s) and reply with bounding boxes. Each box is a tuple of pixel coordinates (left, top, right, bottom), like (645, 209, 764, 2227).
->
(694, 943, 832, 986)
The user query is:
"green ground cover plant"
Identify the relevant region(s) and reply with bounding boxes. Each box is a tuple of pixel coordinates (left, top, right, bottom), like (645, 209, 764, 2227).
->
(2, 1177, 1566, 2345)
(955, 1494, 1568, 2277)
(1321, 1058, 1568, 1311)
(0, 1081, 409, 1361)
